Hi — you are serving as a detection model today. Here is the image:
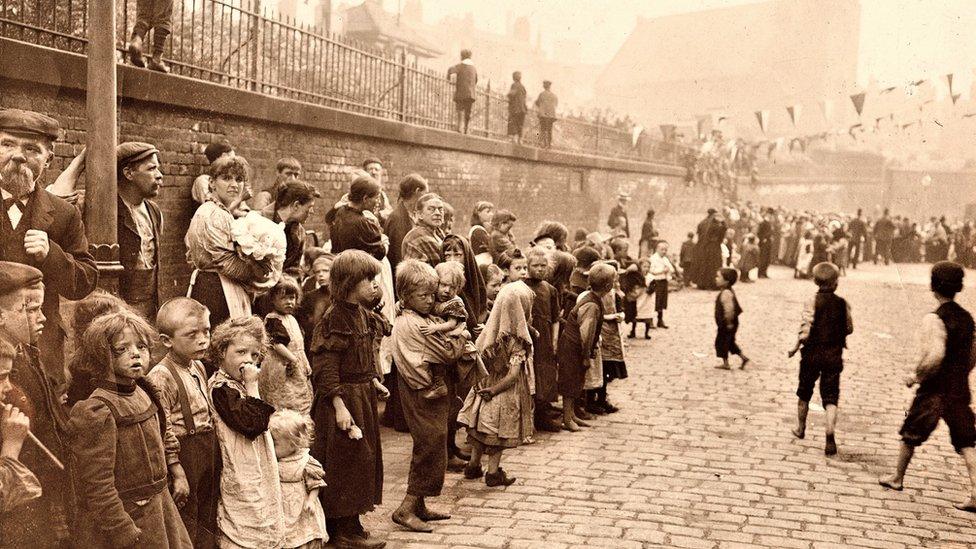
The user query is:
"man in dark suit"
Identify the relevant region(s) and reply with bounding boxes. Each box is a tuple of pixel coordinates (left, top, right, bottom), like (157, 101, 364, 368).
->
(117, 142, 164, 319)
(757, 208, 773, 278)
(0, 109, 98, 384)
(848, 208, 867, 269)
(447, 49, 478, 134)
(607, 192, 631, 238)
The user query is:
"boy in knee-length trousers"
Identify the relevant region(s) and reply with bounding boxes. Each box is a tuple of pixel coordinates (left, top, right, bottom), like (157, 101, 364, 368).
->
(879, 261, 976, 513)
(787, 262, 853, 456)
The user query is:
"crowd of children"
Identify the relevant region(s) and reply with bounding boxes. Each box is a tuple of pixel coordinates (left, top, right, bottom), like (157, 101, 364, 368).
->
(4, 192, 976, 549)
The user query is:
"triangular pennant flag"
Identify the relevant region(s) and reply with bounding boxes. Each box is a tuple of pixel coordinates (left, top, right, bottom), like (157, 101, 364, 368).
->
(880, 86, 897, 94)
(946, 74, 954, 96)
(911, 79, 927, 87)
(659, 124, 676, 141)
(952, 93, 962, 105)
(818, 100, 832, 122)
(850, 92, 866, 117)
(632, 125, 644, 147)
(754, 110, 769, 134)
(786, 105, 802, 127)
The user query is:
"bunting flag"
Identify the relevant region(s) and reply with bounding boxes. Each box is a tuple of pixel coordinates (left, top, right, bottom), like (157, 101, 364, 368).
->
(786, 105, 801, 127)
(850, 92, 866, 117)
(946, 73, 954, 96)
(696, 115, 711, 138)
(754, 110, 769, 134)
(952, 93, 962, 105)
(632, 125, 645, 147)
(659, 124, 676, 141)
(911, 79, 927, 87)
(848, 123, 863, 140)
(818, 100, 832, 122)
(880, 86, 897, 94)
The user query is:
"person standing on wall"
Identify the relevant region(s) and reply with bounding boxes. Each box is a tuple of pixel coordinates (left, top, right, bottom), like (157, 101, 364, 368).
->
(447, 50, 478, 135)
(507, 72, 527, 144)
(607, 192, 631, 239)
(126, 0, 175, 72)
(535, 80, 558, 149)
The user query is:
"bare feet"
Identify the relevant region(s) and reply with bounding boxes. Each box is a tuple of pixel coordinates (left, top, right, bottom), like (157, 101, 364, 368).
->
(562, 420, 580, 432)
(953, 498, 976, 513)
(740, 357, 751, 370)
(878, 475, 904, 491)
(714, 363, 731, 370)
(791, 426, 805, 439)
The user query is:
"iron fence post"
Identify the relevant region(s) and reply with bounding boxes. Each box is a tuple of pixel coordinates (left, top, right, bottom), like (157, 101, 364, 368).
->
(397, 49, 406, 121)
(484, 81, 491, 137)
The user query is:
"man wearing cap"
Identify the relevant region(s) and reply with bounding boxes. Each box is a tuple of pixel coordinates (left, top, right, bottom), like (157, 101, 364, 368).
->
(0, 108, 98, 384)
(535, 80, 558, 148)
(259, 180, 316, 277)
(607, 193, 630, 238)
(0, 261, 74, 548)
(117, 142, 164, 319)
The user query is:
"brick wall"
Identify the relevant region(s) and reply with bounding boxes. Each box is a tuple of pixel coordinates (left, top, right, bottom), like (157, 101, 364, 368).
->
(1, 40, 896, 302)
(2, 68, 722, 300)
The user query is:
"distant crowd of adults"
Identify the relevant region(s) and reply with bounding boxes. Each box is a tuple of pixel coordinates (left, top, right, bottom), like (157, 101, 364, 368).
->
(682, 201, 975, 290)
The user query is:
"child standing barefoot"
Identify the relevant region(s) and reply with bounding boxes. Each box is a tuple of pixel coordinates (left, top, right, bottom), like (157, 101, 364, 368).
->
(714, 268, 750, 370)
(787, 262, 853, 456)
(208, 317, 285, 548)
(457, 281, 536, 487)
(879, 261, 976, 512)
(261, 276, 314, 415)
(557, 263, 615, 431)
(649, 241, 676, 328)
(67, 311, 192, 548)
(269, 409, 328, 548)
(309, 250, 386, 548)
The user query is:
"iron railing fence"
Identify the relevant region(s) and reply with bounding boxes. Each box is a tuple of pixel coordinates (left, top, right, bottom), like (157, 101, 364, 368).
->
(1, 0, 688, 164)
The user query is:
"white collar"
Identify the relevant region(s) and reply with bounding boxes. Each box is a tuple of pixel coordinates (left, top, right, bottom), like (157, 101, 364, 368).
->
(461, 58, 474, 66)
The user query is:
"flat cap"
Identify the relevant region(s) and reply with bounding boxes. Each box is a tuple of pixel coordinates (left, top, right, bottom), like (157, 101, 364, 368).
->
(117, 142, 159, 169)
(0, 109, 60, 140)
(0, 261, 43, 297)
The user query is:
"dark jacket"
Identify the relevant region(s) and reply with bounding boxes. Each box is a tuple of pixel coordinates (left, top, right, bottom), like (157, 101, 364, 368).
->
(383, 202, 414, 274)
(448, 62, 478, 102)
(507, 82, 527, 114)
(328, 205, 386, 260)
(117, 195, 162, 317)
(0, 188, 98, 383)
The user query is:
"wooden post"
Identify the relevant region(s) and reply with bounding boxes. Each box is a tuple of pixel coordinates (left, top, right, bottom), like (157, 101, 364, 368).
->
(85, 0, 122, 290)
(250, 0, 263, 92)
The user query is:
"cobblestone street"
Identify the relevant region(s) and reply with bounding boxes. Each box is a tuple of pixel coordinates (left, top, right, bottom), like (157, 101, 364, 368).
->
(366, 263, 976, 548)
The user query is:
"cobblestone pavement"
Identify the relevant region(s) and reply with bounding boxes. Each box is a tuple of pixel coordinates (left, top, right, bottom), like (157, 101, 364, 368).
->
(363, 263, 976, 548)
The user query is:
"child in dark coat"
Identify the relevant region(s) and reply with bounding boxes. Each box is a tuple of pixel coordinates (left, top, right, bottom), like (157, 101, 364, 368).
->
(787, 262, 853, 456)
(67, 311, 192, 548)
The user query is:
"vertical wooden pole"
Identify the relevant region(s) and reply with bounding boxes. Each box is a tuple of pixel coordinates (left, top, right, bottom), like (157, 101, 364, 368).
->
(85, 0, 122, 289)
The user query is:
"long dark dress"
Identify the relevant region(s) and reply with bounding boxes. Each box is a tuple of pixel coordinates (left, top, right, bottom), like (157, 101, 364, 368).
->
(693, 218, 726, 290)
(310, 300, 383, 518)
(525, 278, 560, 403)
(328, 205, 386, 260)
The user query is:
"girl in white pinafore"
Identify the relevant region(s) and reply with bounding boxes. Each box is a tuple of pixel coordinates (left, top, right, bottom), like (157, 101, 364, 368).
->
(208, 317, 285, 549)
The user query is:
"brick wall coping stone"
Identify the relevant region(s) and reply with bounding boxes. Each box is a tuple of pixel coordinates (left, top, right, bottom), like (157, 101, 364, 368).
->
(0, 37, 683, 178)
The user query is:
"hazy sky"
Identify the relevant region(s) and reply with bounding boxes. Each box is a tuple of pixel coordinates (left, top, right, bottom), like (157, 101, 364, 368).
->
(401, 0, 976, 88)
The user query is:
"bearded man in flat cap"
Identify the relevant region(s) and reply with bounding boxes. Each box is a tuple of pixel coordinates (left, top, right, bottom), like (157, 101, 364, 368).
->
(0, 108, 98, 385)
